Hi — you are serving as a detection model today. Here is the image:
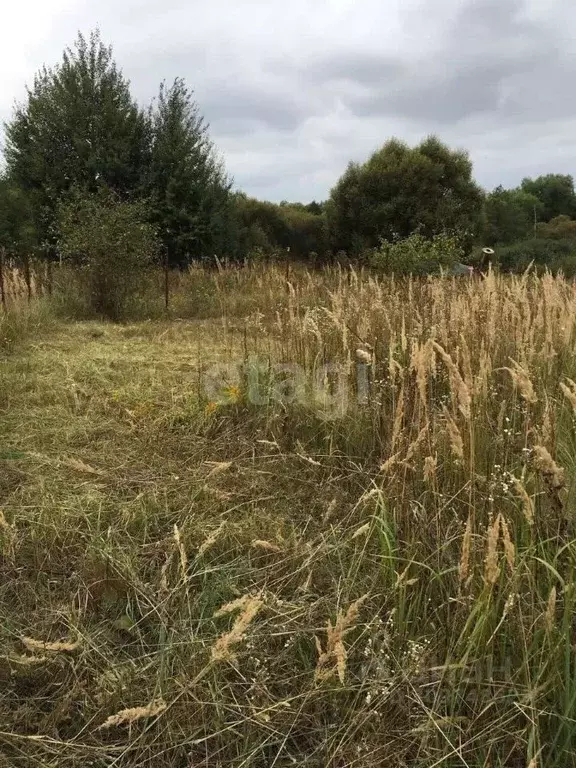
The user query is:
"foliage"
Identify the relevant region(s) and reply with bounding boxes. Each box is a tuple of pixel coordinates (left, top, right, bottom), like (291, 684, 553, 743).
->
(483, 178, 576, 271)
(58, 187, 158, 318)
(6, 26, 576, 278)
(148, 78, 235, 266)
(235, 194, 289, 256)
(369, 231, 465, 274)
(497, 237, 576, 275)
(234, 194, 327, 260)
(0, 177, 37, 253)
(4, 31, 150, 244)
(536, 214, 576, 240)
(2, 267, 576, 766)
(521, 174, 576, 222)
(326, 135, 484, 256)
(483, 185, 541, 245)
(279, 203, 328, 259)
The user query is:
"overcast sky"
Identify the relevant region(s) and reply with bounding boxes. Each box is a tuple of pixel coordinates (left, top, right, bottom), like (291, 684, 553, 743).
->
(1, 0, 574, 202)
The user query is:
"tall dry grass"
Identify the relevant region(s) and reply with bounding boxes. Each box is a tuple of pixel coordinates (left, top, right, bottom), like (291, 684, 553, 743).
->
(1, 263, 576, 766)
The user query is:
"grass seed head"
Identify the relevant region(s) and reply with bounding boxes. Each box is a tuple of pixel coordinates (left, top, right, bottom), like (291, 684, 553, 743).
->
(21, 636, 80, 654)
(198, 521, 225, 557)
(484, 515, 501, 586)
(423, 455, 437, 482)
(442, 407, 464, 461)
(533, 445, 565, 490)
(212, 594, 264, 664)
(513, 477, 535, 526)
(315, 594, 368, 684)
(545, 586, 557, 633)
(459, 514, 473, 584)
(99, 699, 167, 729)
(560, 378, 576, 414)
(503, 360, 538, 405)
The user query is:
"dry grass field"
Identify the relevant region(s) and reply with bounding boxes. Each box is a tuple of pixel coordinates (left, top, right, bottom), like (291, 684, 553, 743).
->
(1, 265, 576, 766)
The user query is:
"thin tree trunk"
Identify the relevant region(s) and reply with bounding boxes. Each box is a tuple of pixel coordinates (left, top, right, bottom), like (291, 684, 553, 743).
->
(0, 248, 6, 311)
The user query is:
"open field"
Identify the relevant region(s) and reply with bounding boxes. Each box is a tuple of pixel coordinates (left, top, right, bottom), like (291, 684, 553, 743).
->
(1, 266, 576, 766)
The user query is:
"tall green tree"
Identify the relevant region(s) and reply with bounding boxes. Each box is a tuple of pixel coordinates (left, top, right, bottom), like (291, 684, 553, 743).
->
(4, 30, 150, 244)
(235, 195, 327, 260)
(520, 174, 576, 222)
(0, 176, 37, 254)
(326, 136, 484, 256)
(148, 78, 234, 266)
(280, 204, 328, 259)
(235, 195, 290, 256)
(483, 186, 542, 245)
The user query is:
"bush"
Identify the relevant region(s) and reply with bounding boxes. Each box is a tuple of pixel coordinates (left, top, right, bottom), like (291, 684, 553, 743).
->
(234, 194, 328, 262)
(497, 237, 576, 275)
(535, 215, 576, 240)
(58, 188, 159, 319)
(369, 232, 465, 275)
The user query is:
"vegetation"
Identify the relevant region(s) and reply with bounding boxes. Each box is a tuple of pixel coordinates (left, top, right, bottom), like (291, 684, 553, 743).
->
(483, 177, 576, 273)
(326, 136, 484, 256)
(3, 31, 235, 266)
(369, 232, 465, 275)
(147, 78, 234, 266)
(4, 30, 576, 275)
(483, 186, 541, 246)
(57, 188, 158, 318)
(235, 194, 328, 261)
(3, 30, 576, 764)
(521, 174, 576, 223)
(0, 264, 576, 767)
(0, 178, 36, 255)
(4, 31, 150, 248)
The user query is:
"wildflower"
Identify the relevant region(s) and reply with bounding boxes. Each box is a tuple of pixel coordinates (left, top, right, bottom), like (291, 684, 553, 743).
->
(223, 385, 242, 403)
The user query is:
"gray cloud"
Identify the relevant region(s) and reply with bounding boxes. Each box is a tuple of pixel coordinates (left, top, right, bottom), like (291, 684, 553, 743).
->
(1, 0, 576, 201)
(305, 52, 403, 87)
(199, 82, 309, 135)
(301, 0, 564, 126)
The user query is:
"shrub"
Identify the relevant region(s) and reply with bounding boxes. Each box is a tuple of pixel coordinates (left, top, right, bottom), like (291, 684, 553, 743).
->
(58, 187, 159, 319)
(497, 237, 576, 275)
(369, 231, 465, 275)
(535, 215, 576, 240)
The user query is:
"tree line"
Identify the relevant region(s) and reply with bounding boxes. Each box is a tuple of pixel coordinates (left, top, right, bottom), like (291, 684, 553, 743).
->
(2, 30, 576, 275)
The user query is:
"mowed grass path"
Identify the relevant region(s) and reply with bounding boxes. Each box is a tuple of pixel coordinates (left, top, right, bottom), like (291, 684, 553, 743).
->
(0, 320, 374, 767)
